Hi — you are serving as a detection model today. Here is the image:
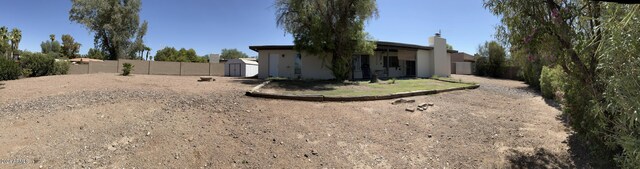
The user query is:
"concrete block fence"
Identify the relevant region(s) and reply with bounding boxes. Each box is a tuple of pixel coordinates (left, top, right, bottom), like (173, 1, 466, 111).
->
(68, 59, 225, 76)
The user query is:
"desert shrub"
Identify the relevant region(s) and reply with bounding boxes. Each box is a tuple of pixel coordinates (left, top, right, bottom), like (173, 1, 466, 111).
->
(121, 63, 134, 76)
(52, 61, 70, 75)
(539, 66, 565, 100)
(21, 69, 32, 77)
(21, 52, 55, 77)
(0, 57, 21, 81)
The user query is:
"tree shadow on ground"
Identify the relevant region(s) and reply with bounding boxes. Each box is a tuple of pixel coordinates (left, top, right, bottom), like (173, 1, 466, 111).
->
(228, 77, 265, 85)
(265, 80, 359, 92)
(505, 134, 599, 169)
(506, 148, 574, 169)
(0, 83, 4, 90)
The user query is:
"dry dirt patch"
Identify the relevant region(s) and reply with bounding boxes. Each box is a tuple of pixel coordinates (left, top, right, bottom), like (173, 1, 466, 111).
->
(0, 74, 583, 168)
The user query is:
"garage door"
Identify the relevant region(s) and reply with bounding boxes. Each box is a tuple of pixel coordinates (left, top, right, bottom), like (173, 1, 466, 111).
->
(229, 63, 242, 77)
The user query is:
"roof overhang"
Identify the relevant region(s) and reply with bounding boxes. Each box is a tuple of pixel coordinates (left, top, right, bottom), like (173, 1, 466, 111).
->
(250, 41, 459, 53)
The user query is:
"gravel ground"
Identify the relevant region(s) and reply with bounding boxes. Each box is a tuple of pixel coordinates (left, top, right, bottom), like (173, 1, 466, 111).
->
(0, 74, 583, 168)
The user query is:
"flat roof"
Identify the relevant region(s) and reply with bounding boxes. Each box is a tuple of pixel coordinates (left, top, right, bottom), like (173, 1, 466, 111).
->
(249, 41, 458, 53)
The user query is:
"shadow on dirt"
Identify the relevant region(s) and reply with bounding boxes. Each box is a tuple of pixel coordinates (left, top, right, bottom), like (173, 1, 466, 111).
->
(263, 80, 358, 92)
(505, 133, 599, 169)
(506, 148, 574, 169)
(229, 77, 264, 85)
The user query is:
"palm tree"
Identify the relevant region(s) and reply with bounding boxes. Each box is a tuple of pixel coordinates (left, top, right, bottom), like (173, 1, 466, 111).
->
(0, 27, 8, 59)
(144, 46, 151, 60)
(9, 28, 21, 60)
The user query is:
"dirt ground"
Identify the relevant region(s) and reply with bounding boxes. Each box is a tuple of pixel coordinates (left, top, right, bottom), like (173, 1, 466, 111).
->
(0, 74, 586, 168)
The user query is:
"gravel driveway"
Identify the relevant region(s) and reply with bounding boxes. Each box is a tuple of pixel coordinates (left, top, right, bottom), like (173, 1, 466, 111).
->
(0, 74, 580, 168)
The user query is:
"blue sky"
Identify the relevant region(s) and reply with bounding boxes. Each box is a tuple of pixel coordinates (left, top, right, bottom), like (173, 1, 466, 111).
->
(0, 0, 500, 57)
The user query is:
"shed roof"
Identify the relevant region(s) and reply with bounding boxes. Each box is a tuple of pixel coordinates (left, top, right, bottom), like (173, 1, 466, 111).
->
(227, 58, 258, 65)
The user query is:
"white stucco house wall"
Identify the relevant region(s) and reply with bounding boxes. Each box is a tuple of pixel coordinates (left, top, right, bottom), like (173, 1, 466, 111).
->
(224, 58, 259, 77)
(249, 34, 456, 80)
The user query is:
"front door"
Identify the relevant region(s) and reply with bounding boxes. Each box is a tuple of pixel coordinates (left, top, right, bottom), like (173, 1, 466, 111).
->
(268, 54, 279, 77)
(361, 55, 370, 79)
(406, 60, 416, 77)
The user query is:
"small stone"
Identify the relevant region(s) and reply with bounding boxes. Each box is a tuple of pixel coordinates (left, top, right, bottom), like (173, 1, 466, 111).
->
(428, 134, 432, 138)
(428, 103, 434, 106)
(419, 103, 428, 107)
(304, 154, 309, 158)
(146, 132, 151, 136)
(273, 154, 277, 158)
(311, 150, 318, 155)
(405, 108, 415, 112)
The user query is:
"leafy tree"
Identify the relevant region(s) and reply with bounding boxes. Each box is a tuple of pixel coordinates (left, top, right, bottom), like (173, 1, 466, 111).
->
(476, 41, 506, 77)
(85, 48, 105, 59)
(220, 48, 248, 60)
(485, 0, 640, 167)
(69, 0, 148, 60)
(275, 0, 378, 80)
(61, 34, 81, 59)
(41, 37, 63, 58)
(129, 21, 148, 60)
(9, 28, 21, 59)
(154, 47, 206, 63)
(446, 44, 453, 50)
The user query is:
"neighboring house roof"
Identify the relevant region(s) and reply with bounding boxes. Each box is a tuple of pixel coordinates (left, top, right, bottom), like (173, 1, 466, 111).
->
(249, 41, 458, 53)
(69, 58, 104, 64)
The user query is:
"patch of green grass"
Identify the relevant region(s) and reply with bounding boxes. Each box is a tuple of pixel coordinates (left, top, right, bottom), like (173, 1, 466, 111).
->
(265, 78, 474, 97)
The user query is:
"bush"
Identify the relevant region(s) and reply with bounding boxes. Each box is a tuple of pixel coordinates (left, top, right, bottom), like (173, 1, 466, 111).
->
(21, 53, 55, 77)
(121, 63, 134, 76)
(539, 66, 565, 100)
(474, 57, 488, 76)
(22, 69, 32, 77)
(52, 61, 70, 75)
(0, 58, 21, 81)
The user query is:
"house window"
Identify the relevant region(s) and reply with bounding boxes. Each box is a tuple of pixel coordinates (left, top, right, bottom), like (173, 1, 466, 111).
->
(294, 53, 302, 75)
(383, 56, 399, 68)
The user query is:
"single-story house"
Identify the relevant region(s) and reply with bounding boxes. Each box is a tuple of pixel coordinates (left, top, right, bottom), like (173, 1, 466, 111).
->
(450, 52, 475, 75)
(224, 58, 259, 77)
(249, 34, 457, 80)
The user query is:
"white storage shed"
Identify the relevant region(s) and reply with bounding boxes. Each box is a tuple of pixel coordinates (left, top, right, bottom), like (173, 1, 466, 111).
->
(224, 58, 259, 77)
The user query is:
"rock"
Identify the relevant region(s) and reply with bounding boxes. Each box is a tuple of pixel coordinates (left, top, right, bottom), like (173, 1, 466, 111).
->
(273, 154, 277, 158)
(427, 103, 434, 106)
(198, 76, 215, 82)
(311, 150, 318, 156)
(419, 103, 428, 107)
(405, 108, 415, 112)
(428, 134, 432, 138)
(146, 132, 151, 136)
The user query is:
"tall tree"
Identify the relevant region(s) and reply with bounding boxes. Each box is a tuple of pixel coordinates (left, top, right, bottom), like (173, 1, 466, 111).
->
(275, 0, 378, 80)
(0, 27, 10, 59)
(41, 38, 62, 56)
(69, 0, 148, 60)
(220, 48, 248, 60)
(8, 28, 21, 60)
(61, 34, 82, 59)
(85, 48, 105, 59)
(129, 21, 148, 60)
(476, 41, 506, 77)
